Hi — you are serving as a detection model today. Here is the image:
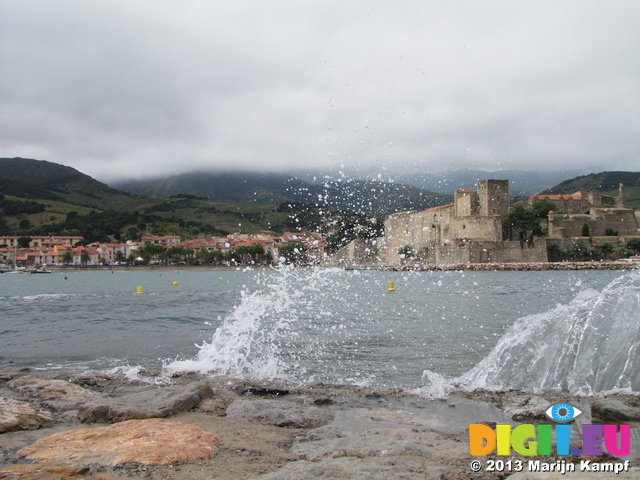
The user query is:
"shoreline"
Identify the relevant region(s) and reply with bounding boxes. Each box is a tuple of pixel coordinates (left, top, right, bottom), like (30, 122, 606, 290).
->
(2, 367, 640, 479)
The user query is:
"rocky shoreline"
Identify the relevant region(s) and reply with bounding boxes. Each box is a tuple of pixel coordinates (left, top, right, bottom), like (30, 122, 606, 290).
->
(2, 368, 640, 479)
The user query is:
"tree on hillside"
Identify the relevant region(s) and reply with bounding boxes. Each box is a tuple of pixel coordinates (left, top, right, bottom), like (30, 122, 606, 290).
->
(0, 215, 10, 235)
(126, 227, 141, 241)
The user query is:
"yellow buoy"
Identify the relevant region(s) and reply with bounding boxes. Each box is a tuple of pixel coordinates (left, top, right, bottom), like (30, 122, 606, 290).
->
(172, 281, 179, 286)
(219, 277, 223, 280)
(388, 281, 395, 292)
(137, 286, 143, 294)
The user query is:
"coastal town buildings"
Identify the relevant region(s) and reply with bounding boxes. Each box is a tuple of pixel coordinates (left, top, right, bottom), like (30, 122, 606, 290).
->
(0, 231, 326, 268)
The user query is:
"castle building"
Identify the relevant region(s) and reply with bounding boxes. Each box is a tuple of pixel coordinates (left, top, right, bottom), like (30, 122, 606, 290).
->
(375, 179, 545, 266)
(329, 179, 638, 267)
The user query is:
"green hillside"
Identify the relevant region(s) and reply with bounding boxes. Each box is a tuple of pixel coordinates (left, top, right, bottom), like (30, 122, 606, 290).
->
(542, 171, 640, 208)
(0, 159, 374, 244)
(0, 157, 133, 208)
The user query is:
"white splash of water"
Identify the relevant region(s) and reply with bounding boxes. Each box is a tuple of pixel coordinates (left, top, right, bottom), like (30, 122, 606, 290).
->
(165, 267, 347, 381)
(454, 270, 640, 395)
(106, 365, 170, 385)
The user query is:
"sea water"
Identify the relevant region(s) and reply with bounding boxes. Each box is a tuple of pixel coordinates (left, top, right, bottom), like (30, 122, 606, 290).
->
(1, 267, 636, 394)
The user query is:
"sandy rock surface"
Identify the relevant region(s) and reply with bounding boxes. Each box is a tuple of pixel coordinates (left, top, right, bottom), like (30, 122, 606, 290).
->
(0, 463, 133, 479)
(0, 398, 53, 433)
(18, 418, 221, 466)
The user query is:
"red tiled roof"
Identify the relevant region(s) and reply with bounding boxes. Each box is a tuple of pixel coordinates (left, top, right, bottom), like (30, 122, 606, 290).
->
(421, 203, 455, 214)
(531, 194, 583, 200)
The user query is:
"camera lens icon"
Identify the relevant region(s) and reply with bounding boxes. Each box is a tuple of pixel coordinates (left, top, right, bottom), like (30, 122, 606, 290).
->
(545, 403, 582, 423)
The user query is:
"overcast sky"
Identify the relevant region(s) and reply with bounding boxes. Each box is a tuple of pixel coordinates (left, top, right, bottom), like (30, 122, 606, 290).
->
(1, 1, 638, 183)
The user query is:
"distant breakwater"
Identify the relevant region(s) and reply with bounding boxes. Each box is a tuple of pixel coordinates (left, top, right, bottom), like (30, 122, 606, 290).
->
(349, 261, 639, 272)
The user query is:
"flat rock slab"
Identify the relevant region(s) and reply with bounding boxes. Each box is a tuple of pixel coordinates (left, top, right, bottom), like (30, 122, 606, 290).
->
(226, 399, 334, 428)
(592, 398, 640, 423)
(502, 395, 549, 421)
(0, 397, 53, 433)
(77, 382, 213, 423)
(0, 463, 132, 480)
(291, 408, 468, 462)
(7, 377, 97, 411)
(253, 456, 448, 480)
(18, 418, 221, 466)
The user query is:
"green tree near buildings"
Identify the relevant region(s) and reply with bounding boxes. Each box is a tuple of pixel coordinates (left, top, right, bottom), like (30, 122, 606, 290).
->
(533, 200, 557, 218)
(596, 243, 614, 260)
(279, 242, 307, 264)
(143, 243, 165, 264)
(61, 251, 73, 265)
(398, 245, 414, 258)
(242, 244, 266, 264)
(114, 251, 126, 264)
(17, 236, 32, 248)
(166, 246, 186, 263)
(627, 238, 640, 255)
(504, 206, 543, 245)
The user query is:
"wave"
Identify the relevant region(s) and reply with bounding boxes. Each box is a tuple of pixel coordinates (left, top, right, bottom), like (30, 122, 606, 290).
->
(420, 269, 640, 396)
(21, 293, 76, 301)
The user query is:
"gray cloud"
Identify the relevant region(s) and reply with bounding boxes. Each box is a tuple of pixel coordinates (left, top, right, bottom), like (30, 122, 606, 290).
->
(1, 1, 638, 182)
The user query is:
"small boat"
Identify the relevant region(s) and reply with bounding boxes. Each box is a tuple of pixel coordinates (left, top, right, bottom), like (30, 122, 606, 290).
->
(30, 268, 52, 274)
(3, 269, 28, 274)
